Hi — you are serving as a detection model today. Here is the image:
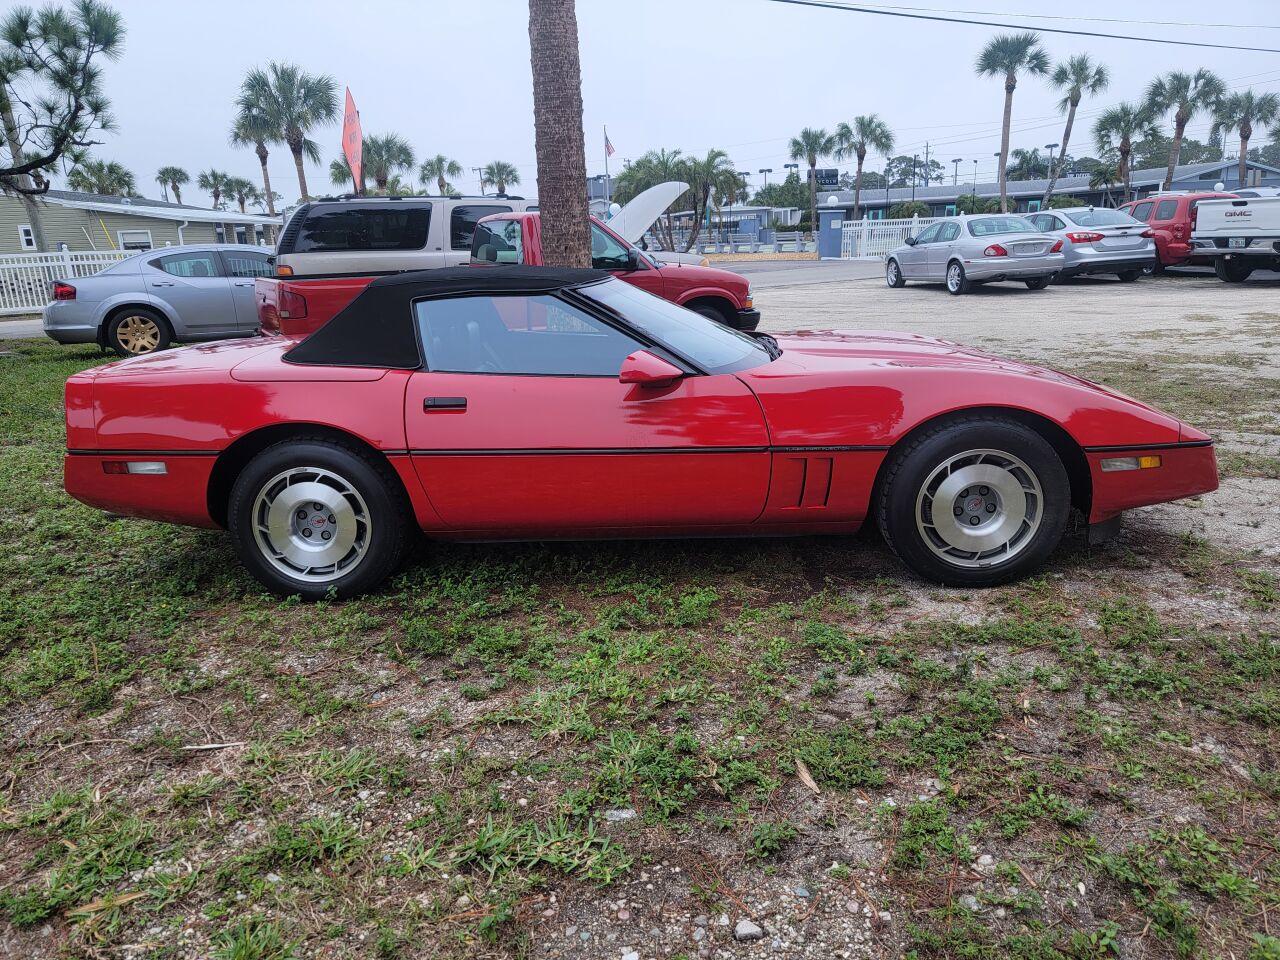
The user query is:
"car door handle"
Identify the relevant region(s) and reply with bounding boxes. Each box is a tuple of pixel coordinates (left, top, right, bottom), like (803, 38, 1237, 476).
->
(234, 281, 254, 287)
(151, 281, 175, 287)
(423, 396, 467, 411)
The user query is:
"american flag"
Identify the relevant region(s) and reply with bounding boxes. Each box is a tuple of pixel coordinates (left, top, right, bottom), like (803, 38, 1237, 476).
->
(604, 130, 615, 158)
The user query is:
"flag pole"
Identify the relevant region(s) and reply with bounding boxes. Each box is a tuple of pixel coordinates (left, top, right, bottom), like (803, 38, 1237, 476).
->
(604, 125, 611, 206)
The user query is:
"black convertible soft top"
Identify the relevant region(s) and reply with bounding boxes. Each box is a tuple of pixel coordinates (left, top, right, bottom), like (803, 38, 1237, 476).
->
(284, 266, 611, 369)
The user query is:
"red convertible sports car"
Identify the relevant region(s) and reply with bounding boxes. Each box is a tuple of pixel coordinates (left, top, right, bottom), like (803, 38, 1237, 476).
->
(64, 266, 1218, 599)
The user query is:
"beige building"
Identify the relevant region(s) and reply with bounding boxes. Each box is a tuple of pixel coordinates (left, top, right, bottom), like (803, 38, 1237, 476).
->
(0, 189, 280, 254)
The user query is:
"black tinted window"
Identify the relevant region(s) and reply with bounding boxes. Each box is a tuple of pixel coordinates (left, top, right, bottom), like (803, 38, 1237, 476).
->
(151, 252, 220, 278)
(450, 205, 512, 250)
(1130, 202, 1153, 221)
(294, 206, 430, 252)
(416, 294, 638, 376)
(1154, 200, 1178, 221)
(222, 251, 273, 278)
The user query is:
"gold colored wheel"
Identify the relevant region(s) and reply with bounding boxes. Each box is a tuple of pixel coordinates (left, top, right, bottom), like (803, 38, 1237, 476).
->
(116, 315, 161, 353)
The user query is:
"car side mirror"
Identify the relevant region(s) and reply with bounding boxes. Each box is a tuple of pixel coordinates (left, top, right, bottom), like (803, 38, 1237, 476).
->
(619, 350, 683, 387)
(623, 248, 641, 271)
(904, 236, 918, 246)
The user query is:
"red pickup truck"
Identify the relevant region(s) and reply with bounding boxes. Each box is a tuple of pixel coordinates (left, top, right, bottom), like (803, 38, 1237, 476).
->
(257, 213, 758, 338)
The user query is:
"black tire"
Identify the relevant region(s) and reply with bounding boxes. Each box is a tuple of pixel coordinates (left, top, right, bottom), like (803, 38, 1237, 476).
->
(1214, 258, 1254, 283)
(945, 260, 970, 295)
(691, 303, 732, 326)
(1116, 270, 1142, 282)
(1024, 275, 1053, 290)
(106, 307, 171, 357)
(227, 438, 413, 600)
(876, 416, 1071, 588)
(886, 258, 906, 288)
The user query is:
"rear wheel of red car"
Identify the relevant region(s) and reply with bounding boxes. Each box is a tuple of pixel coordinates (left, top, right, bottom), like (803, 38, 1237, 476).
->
(107, 308, 170, 357)
(877, 416, 1070, 587)
(1023, 275, 1052, 290)
(1214, 258, 1254, 283)
(227, 439, 413, 600)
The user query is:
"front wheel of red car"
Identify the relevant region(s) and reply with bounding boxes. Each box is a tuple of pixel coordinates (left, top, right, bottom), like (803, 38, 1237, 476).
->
(227, 439, 413, 600)
(876, 417, 1071, 587)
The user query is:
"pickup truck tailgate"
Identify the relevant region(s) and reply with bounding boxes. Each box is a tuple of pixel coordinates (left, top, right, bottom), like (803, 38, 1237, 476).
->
(1194, 197, 1280, 243)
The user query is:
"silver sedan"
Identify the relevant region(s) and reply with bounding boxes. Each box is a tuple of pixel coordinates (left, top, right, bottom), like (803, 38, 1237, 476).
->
(1026, 207, 1155, 281)
(886, 215, 1064, 295)
(43, 244, 272, 356)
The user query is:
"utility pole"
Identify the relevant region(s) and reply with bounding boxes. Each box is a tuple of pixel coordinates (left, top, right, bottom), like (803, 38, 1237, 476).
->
(911, 153, 919, 202)
(952, 157, 962, 185)
(923, 142, 931, 187)
(472, 166, 486, 195)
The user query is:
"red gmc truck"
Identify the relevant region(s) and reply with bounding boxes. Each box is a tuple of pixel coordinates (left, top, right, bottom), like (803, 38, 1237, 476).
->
(256, 198, 758, 337)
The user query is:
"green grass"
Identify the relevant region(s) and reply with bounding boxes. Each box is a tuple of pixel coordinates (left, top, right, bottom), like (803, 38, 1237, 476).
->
(1, 338, 1278, 957)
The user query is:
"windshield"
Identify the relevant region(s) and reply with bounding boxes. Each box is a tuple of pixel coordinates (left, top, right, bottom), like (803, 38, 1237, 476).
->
(580, 278, 768, 374)
(1068, 208, 1143, 228)
(968, 216, 1038, 237)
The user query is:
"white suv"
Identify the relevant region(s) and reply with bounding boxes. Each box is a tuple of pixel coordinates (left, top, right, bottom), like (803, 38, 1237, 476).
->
(273, 195, 538, 276)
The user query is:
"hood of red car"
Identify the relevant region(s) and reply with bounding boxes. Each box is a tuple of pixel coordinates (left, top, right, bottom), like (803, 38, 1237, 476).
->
(654, 260, 748, 290)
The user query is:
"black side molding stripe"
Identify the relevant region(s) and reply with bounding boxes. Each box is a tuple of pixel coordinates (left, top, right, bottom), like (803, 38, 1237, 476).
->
(771, 444, 891, 453)
(1082, 440, 1213, 453)
(406, 445, 891, 456)
(67, 449, 219, 457)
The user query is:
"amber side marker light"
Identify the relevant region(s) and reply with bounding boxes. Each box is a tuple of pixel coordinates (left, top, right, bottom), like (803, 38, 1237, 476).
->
(275, 264, 295, 277)
(1100, 455, 1162, 472)
(102, 461, 167, 475)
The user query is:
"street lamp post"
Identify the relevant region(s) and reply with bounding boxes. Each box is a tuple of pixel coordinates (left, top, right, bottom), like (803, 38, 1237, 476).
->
(758, 167, 772, 187)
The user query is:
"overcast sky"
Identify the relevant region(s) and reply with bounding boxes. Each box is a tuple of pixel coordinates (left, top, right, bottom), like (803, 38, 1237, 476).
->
(83, 0, 1280, 207)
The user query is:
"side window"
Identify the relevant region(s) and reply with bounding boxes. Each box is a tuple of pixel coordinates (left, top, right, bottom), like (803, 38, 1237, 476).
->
(450, 204, 512, 250)
(590, 223, 633, 269)
(150, 252, 221, 278)
(938, 223, 960, 242)
(294, 206, 430, 252)
(1131, 202, 1154, 222)
(416, 294, 640, 376)
(914, 223, 942, 244)
(221, 251, 273, 278)
(1154, 199, 1178, 221)
(471, 219, 524, 263)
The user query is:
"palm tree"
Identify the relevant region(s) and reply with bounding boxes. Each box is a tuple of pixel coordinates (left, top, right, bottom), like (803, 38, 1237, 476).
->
(155, 166, 189, 204)
(1093, 103, 1157, 202)
(419, 154, 463, 195)
(1212, 90, 1280, 190)
(1043, 54, 1109, 204)
(224, 176, 258, 214)
(833, 115, 894, 222)
(236, 62, 339, 202)
(612, 148, 688, 248)
(1143, 69, 1226, 190)
(528, 0, 590, 267)
(681, 148, 735, 251)
(1089, 163, 1121, 207)
(363, 133, 415, 193)
(1007, 147, 1048, 181)
(197, 169, 232, 210)
(789, 127, 836, 235)
(481, 160, 521, 195)
(329, 155, 364, 193)
(976, 32, 1050, 212)
(230, 105, 282, 219)
(67, 159, 135, 196)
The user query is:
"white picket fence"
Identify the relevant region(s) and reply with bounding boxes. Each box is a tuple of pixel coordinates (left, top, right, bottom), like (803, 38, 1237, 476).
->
(839, 216, 944, 260)
(0, 250, 133, 316)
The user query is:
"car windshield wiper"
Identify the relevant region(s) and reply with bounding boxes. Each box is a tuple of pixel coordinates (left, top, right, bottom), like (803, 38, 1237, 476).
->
(755, 332, 782, 360)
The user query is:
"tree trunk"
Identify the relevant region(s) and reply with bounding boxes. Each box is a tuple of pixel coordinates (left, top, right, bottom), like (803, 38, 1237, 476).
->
(256, 144, 276, 216)
(1163, 116, 1186, 191)
(1238, 122, 1251, 189)
(0, 89, 49, 251)
(438, 174, 447, 196)
(291, 143, 311, 201)
(173, 184, 183, 204)
(528, 0, 590, 268)
(853, 149, 864, 222)
(1042, 98, 1078, 205)
(999, 75, 1016, 213)
(1120, 143, 1131, 202)
(807, 161, 817, 237)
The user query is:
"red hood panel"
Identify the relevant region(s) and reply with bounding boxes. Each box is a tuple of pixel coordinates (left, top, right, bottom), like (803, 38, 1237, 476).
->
(741, 330, 1182, 448)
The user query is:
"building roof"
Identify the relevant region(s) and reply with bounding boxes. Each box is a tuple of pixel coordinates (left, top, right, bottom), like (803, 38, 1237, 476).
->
(32, 188, 279, 225)
(818, 160, 1280, 209)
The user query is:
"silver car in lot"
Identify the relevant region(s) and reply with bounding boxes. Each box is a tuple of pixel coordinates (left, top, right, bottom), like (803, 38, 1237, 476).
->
(886, 215, 1064, 295)
(1025, 207, 1155, 281)
(43, 244, 272, 356)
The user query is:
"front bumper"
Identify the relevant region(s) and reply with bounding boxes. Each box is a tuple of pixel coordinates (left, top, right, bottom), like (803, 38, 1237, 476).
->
(1059, 254, 1156, 277)
(962, 253, 1063, 281)
(1085, 440, 1218, 524)
(733, 308, 762, 331)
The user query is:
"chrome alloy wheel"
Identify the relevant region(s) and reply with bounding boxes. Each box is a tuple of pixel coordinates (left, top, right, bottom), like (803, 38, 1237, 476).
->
(116, 314, 161, 353)
(251, 466, 371, 583)
(886, 260, 899, 286)
(915, 448, 1043, 569)
(946, 262, 964, 293)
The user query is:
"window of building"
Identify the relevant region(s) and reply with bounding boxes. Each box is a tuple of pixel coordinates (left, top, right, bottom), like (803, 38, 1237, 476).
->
(18, 225, 36, 251)
(416, 293, 639, 376)
(1025, 199, 1042, 212)
(450, 204, 513, 251)
(944, 204, 957, 217)
(117, 229, 154, 251)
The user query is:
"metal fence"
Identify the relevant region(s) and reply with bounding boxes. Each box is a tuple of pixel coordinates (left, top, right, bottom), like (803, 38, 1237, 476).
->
(0, 250, 133, 316)
(839, 217, 944, 260)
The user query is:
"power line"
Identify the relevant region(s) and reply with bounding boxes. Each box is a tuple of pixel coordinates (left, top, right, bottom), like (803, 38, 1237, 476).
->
(841, 1, 1280, 31)
(763, 0, 1280, 53)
